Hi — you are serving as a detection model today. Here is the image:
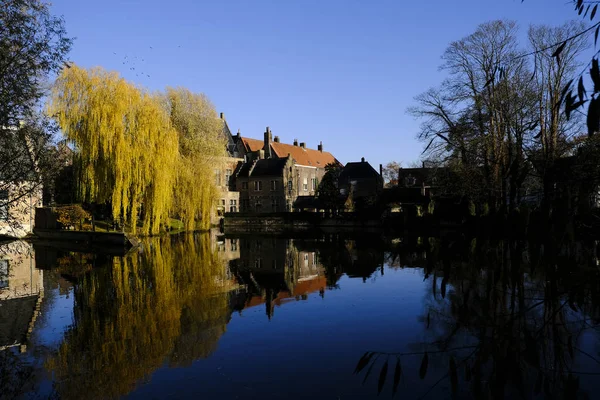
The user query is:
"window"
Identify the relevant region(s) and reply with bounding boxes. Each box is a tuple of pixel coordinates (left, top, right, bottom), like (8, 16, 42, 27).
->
(241, 181, 248, 190)
(229, 199, 237, 213)
(0, 190, 7, 221)
(254, 181, 262, 191)
(215, 169, 222, 186)
(0, 259, 8, 289)
(241, 198, 249, 211)
(231, 239, 238, 251)
(255, 199, 262, 210)
(311, 178, 317, 191)
(271, 180, 277, 191)
(225, 169, 232, 186)
(405, 176, 416, 187)
(303, 178, 308, 192)
(221, 199, 226, 206)
(255, 258, 262, 268)
(313, 253, 317, 264)
(288, 180, 293, 193)
(272, 197, 279, 212)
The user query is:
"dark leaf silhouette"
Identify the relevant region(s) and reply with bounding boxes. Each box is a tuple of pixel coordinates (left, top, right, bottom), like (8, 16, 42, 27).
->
(449, 357, 458, 398)
(441, 277, 447, 299)
(559, 79, 574, 107)
(392, 359, 402, 397)
(378, 360, 388, 395)
(565, 92, 574, 120)
(551, 41, 566, 64)
(419, 352, 429, 380)
(592, 4, 598, 20)
(354, 352, 374, 374)
(578, 76, 585, 103)
(587, 96, 600, 136)
(426, 311, 431, 329)
(363, 357, 378, 385)
(591, 58, 600, 93)
(596, 26, 600, 47)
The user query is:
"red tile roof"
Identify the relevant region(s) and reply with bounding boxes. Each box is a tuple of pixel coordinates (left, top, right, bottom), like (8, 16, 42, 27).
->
(270, 142, 338, 167)
(240, 136, 339, 167)
(241, 137, 264, 152)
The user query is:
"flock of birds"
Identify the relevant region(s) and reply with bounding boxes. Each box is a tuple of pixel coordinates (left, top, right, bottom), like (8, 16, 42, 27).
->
(114, 45, 182, 79)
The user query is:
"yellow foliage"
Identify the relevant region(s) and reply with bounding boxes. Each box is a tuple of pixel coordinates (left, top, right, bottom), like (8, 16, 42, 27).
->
(163, 87, 226, 231)
(55, 205, 91, 229)
(48, 67, 224, 235)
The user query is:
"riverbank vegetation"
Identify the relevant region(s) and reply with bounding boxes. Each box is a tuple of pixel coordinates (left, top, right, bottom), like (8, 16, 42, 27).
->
(409, 20, 600, 219)
(49, 66, 226, 235)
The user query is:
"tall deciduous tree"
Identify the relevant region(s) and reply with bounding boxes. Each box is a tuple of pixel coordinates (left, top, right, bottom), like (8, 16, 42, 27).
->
(410, 20, 587, 212)
(0, 0, 72, 230)
(163, 87, 226, 231)
(49, 66, 179, 235)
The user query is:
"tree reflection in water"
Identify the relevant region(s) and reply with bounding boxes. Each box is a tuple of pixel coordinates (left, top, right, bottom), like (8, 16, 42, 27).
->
(45, 233, 234, 400)
(355, 233, 600, 399)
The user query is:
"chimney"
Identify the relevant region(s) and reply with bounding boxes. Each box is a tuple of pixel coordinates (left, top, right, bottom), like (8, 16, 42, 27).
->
(220, 112, 225, 120)
(379, 163, 383, 176)
(300, 142, 306, 149)
(361, 157, 365, 163)
(422, 161, 425, 168)
(274, 136, 280, 143)
(318, 141, 323, 152)
(293, 139, 298, 146)
(264, 127, 272, 158)
(236, 129, 241, 139)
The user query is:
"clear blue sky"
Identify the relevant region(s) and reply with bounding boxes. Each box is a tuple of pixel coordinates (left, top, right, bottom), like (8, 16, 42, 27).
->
(51, 0, 582, 167)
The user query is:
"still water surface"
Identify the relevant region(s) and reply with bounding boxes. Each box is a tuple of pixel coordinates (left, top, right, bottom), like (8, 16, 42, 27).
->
(1, 232, 600, 399)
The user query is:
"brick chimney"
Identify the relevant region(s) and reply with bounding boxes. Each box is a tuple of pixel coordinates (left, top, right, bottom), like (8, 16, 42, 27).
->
(293, 139, 298, 146)
(300, 142, 306, 149)
(264, 127, 272, 158)
(318, 141, 323, 152)
(274, 136, 280, 143)
(361, 157, 365, 163)
(220, 112, 225, 120)
(379, 163, 383, 176)
(236, 129, 241, 139)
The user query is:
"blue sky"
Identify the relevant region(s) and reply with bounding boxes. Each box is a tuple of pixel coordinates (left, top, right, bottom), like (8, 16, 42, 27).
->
(51, 0, 583, 167)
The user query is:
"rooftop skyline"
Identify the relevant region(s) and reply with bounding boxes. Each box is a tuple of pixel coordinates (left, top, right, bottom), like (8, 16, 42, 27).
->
(52, 0, 583, 166)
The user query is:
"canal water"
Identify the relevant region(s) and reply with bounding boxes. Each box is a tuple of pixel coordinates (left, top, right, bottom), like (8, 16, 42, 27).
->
(1, 231, 600, 399)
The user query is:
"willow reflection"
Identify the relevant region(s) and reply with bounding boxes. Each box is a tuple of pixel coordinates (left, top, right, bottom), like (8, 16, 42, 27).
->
(356, 234, 600, 399)
(46, 233, 235, 400)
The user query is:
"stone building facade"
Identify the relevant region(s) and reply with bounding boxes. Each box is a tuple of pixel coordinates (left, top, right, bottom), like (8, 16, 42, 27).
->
(215, 112, 340, 216)
(232, 127, 339, 213)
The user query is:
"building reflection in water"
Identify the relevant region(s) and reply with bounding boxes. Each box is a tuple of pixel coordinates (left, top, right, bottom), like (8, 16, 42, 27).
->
(225, 235, 327, 319)
(0, 240, 43, 353)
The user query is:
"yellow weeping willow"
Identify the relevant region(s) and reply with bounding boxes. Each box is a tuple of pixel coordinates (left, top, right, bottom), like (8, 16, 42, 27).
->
(164, 87, 226, 232)
(49, 66, 225, 235)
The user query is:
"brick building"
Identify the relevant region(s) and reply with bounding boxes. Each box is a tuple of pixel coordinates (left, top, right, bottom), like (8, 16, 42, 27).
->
(232, 127, 339, 212)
